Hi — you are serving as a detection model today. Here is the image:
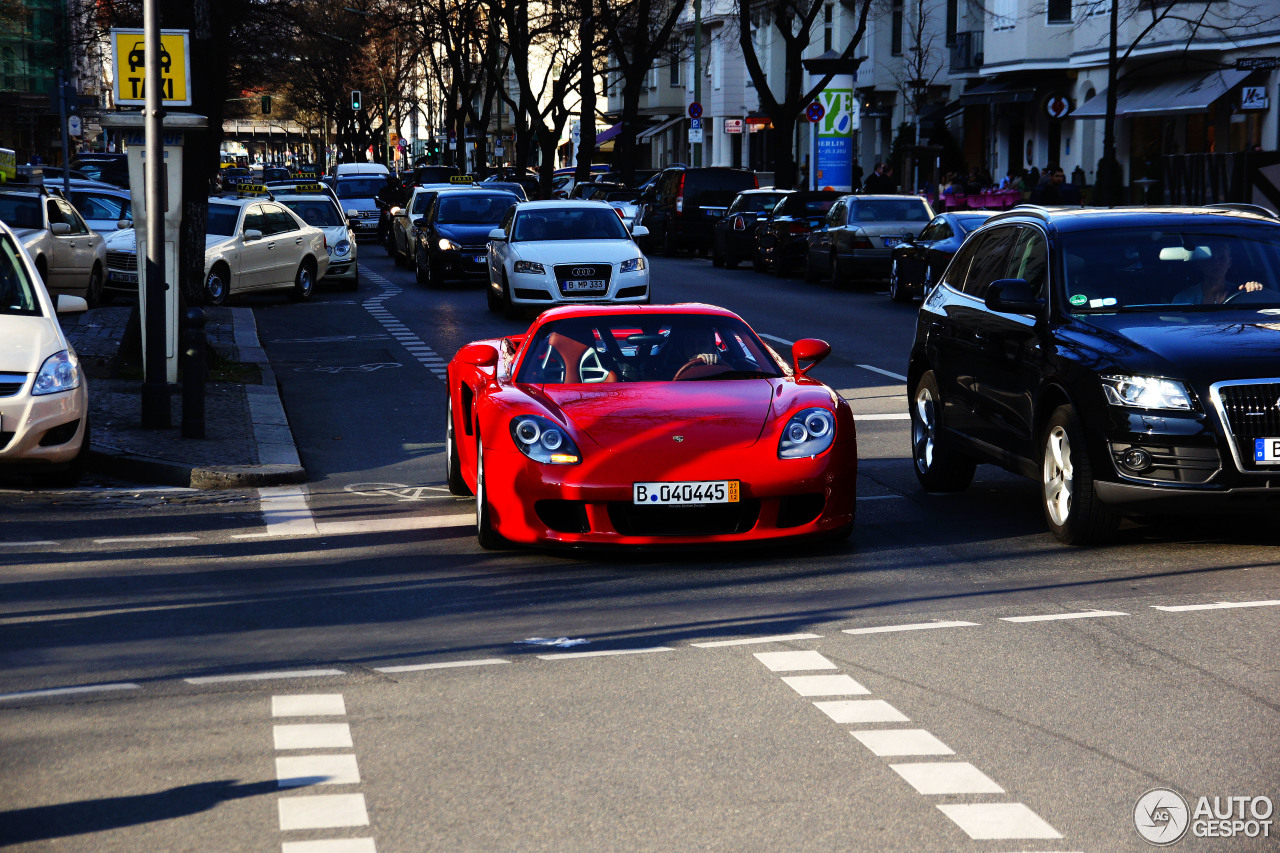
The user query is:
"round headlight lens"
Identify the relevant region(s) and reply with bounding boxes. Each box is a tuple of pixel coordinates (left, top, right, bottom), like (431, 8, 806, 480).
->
(509, 415, 580, 464)
(515, 419, 541, 444)
(541, 429, 563, 450)
(778, 407, 837, 459)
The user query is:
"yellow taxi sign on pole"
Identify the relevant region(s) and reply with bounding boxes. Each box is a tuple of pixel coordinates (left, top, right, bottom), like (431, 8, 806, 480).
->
(110, 29, 192, 107)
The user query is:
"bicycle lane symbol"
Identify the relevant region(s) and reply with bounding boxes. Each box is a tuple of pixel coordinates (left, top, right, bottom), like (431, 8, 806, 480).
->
(344, 482, 456, 502)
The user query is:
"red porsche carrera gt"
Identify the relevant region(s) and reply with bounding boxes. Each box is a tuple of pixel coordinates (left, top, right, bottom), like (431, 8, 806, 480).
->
(445, 303, 858, 548)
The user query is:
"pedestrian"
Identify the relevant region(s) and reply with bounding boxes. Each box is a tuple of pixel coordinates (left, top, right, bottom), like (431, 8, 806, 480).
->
(1037, 168, 1080, 205)
(850, 163, 864, 192)
(863, 162, 896, 194)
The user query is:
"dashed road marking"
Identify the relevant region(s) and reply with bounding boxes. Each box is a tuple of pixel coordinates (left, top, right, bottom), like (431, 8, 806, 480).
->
(374, 658, 509, 673)
(780, 674, 870, 696)
(92, 535, 199, 544)
(856, 413, 911, 421)
(890, 761, 1006, 795)
(690, 633, 822, 647)
(276, 754, 361, 788)
(283, 838, 378, 853)
(936, 803, 1063, 840)
(1153, 599, 1280, 612)
(1001, 609, 1128, 623)
(0, 682, 139, 701)
(186, 669, 344, 685)
(537, 647, 673, 660)
(844, 620, 980, 635)
(362, 270, 449, 380)
(856, 363, 908, 382)
(273, 694, 347, 717)
(0, 541, 57, 547)
(753, 650, 838, 671)
(274, 723, 354, 750)
(814, 699, 911, 723)
(277, 793, 369, 830)
(851, 728, 954, 757)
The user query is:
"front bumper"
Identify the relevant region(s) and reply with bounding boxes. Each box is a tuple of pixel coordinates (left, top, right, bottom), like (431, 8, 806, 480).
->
(508, 267, 650, 306)
(0, 385, 88, 467)
(432, 248, 489, 282)
(839, 250, 892, 280)
(480, 440, 857, 546)
(324, 254, 358, 280)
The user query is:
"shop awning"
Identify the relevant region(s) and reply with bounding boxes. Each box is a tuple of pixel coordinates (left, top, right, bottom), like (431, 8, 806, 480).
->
(636, 115, 682, 142)
(959, 78, 1039, 106)
(595, 123, 623, 145)
(1073, 69, 1251, 118)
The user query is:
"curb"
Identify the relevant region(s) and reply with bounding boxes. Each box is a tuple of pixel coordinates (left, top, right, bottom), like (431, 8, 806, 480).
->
(87, 449, 307, 489)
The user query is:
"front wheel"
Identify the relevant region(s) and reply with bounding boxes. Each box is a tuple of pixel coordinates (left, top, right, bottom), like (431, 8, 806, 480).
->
(415, 248, 430, 285)
(803, 253, 821, 282)
(1041, 405, 1120, 545)
(86, 265, 104, 308)
(475, 433, 506, 550)
(889, 260, 911, 303)
(910, 370, 976, 492)
(445, 397, 471, 496)
(205, 264, 229, 306)
(291, 260, 315, 301)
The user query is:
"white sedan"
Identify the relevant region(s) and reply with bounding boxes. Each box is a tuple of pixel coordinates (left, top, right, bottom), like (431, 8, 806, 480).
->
(485, 200, 650, 317)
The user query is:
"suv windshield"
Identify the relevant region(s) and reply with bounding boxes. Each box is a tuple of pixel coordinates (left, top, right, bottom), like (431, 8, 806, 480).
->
(335, 178, 386, 199)
(435, 194, 515, 225)
(0, 193, 44, 230)
(516, 313, 782, 384)
(0, 232, 40, 315)
(1060, 227, 1280, 311)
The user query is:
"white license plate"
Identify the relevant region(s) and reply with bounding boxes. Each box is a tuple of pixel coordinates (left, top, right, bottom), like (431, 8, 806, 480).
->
(563, 279, 606, 292)
(473, 255, 486, 264)
(110, 272, 138, 283)
(633, 480, 740, 505)
(1254, 438, 1280, 464)
(882, 237, 899, 248)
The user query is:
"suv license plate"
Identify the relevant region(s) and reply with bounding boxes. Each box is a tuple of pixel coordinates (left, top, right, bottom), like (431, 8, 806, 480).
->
(633, 480, 740, 505)
(563, 279, 605, 292)
(1255, 438, 1280, 463)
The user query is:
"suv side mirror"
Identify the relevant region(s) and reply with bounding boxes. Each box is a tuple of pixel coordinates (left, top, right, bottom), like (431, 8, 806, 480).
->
(985, 278, 1043, 314)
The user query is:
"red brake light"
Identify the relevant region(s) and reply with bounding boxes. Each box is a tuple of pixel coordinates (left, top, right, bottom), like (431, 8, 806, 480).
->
(788, 222, 810, 235)
(851, 235, 874, 249)
(675, 173, 685, 215)
(732, 215, 746, 231)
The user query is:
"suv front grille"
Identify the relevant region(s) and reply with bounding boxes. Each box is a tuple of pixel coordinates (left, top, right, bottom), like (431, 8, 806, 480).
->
(1211, 380, 1280, 472)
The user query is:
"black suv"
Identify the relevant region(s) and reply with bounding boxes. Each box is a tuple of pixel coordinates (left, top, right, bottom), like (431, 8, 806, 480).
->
(639, 166, 757, 255)
(907, 204, 1280, 544)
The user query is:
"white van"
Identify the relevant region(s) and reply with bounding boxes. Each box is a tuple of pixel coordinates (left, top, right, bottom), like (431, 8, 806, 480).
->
(334, 162, 390, 178)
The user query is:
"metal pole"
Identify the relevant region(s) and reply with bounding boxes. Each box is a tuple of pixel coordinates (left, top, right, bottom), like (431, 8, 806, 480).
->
(56, 69, 70, 196)
(693, 0, 702, 168)
(141, 0, 169, 427)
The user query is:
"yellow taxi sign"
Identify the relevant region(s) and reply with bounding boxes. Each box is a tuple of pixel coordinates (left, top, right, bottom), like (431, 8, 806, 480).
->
(237, 184, 270, 195)
(284, 183, 324, 193)
(110, 29, 192, 107)
(449, 175, 475, 184)
(294, 172, 318, 180)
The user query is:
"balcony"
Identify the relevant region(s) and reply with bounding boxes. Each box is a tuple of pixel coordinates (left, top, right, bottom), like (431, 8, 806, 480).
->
(950, 31, 983, 73)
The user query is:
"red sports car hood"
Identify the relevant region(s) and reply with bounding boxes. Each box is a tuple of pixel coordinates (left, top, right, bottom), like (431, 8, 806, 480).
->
(532, 382, 776, 453)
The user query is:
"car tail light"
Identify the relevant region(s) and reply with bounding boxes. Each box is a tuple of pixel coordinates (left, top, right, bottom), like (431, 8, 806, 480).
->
(851, 235, 874, 249)
(732, 215, 746, 231)
(675, 173, 685, 215)
(788, 222, 810, 235)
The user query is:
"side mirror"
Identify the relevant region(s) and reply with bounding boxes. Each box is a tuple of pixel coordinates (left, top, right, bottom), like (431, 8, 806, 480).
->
(489, 227, 507, 241)
(116, 219, 131, 230)
(51, 222, 71, 235)
(56, 294, 89, 314)
(791, 338, 831, 376)
(457, 343, 499, 368)
(244, 229, 263, 242)
(985, 278, 1042, 314)
(631, 225, 649, 238)
(345, 208, 360, 218)
(413, 217, 428, 228)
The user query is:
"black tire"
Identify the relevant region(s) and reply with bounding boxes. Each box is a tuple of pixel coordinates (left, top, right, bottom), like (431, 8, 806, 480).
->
(889, 259, 911, 303)
(291, 260, 315, 301)
(415, 248, 430, 286)
(475, 432, 506, 549)
(205, 264, 230, 306)
(1041, 405, 1120, 545)
(803, 254, 821, 282)
(751, 250, 767, 273)
(85, 265, 104, 308)
(724, 251, 739, 270)
(772, 253, 790, 278)
(662, 226, 676, 257)
(486, 277, 502, 312)
(711, 244, 724, 267)
(829, 251, 845, 287)
(500, 274, 516, 319)
(910, 370, 976, 492)
(445, 397, 471, 496)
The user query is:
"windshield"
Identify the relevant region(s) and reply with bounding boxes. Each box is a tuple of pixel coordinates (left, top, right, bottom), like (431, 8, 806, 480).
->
(281, 199, 343, 227)
(849, 199, 931, 222)
(1061, 227, 1280, 312)
(512, 207, 628, 241)
(0, 232, 40, 316)
(730, 193, 788, 214)
(516, 313, 782, 384)
(436, 194, 515, 225)
(0, 194, 43, 230)
(335, 178, 386, 199)
(207, 203, 241, 236)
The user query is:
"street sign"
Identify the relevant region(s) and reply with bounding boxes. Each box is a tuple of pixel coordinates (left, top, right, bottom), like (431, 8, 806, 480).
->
(688, 125, 703, 144)
(724, 119, 743, 134)
(110, 29, 192, 107)
(67, 115, 82, 137)
(1236, 57, 1280, 71)
(805, 101, 825, 123)
(688, 102, 702, 119)
(1044, 93, 1071, 120)
(1242, 86, 1270, 110)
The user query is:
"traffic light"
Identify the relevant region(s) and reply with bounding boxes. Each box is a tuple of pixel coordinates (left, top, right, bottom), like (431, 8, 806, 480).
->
(261, 95, 271, 115)
(351, 90, 361, 111)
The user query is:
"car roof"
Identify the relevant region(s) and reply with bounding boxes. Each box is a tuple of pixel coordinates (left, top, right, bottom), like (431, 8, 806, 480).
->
(982, 204, 1280, 234)
(515, 199, 614, 212)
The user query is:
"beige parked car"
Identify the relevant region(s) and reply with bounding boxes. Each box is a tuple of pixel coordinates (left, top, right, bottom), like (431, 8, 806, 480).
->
(202, 192, 330, 305)
(0, 184, 107, 306)
(0, 219, 90, 486)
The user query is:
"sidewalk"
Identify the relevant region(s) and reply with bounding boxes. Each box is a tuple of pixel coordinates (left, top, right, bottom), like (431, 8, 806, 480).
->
(64, 304, 306, 489)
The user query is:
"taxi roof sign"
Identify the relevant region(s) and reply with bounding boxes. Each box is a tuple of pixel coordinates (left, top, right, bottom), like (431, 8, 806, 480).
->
(111, 29, 192, 107)
(449, 175, 475, 184)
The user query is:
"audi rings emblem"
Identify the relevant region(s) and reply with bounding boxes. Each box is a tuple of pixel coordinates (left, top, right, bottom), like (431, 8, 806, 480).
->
(572, 267, 594, 277)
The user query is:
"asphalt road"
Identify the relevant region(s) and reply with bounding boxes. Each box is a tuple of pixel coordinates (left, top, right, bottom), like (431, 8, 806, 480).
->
(1, 245, 1277, 852)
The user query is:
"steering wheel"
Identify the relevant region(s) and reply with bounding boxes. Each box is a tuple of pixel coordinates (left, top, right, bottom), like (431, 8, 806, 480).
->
(1223, 286, 1273, 305)
(578, 348, 613, 383)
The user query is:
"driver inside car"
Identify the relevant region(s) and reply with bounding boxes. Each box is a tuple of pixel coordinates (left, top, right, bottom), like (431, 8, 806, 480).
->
(1174, 242, 1264, 304)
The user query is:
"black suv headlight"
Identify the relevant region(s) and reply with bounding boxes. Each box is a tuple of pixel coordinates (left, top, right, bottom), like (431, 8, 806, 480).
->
(1100, 375, 1194, 411)
(510, 415, 581, 464)
(778, 407, 835, 458)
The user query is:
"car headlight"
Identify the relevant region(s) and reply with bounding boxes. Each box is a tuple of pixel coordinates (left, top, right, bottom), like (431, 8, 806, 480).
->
(510, 415, 581, 464)
(778, 407, 835, 458)
(1100, 375, 1193, 411)
(620, 257, 646, 273)
(332, 240, 351, 257)
(33, 350, 82, 396)
(513, 260, 545, 275)
(438, 238, 460, 251)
